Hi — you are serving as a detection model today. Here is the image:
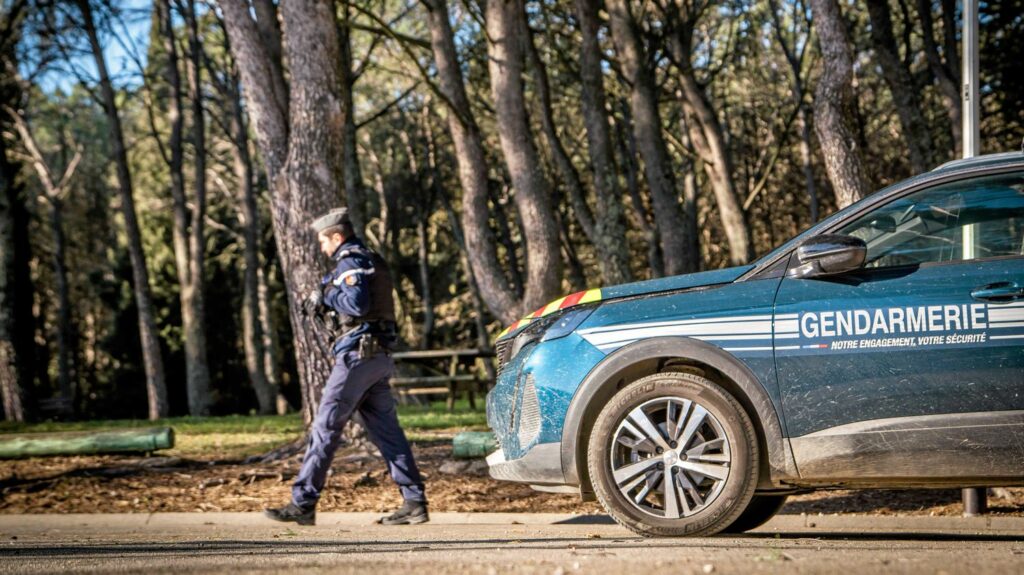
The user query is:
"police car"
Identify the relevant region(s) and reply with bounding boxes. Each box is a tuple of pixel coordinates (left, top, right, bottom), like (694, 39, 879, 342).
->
(485, 152, 1024, 537)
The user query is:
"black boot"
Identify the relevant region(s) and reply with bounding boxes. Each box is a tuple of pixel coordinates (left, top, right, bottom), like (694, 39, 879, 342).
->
(378, 500, 429, 525)
(264, 503, 316, 526)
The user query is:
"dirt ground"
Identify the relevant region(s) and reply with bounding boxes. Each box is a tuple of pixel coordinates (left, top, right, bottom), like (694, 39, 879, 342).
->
(2, 440, 1023, 516)
(5, 513, 1024, 575)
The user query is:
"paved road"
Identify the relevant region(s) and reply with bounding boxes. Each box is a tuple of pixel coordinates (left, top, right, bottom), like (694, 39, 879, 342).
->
(2, 513, 1023, 574)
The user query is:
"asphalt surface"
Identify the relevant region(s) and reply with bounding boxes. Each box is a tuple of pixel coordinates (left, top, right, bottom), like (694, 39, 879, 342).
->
(2, 513, 1023, 574)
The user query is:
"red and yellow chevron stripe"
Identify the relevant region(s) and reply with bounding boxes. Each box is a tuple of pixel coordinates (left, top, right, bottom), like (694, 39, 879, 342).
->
(497, 288, 602, 340)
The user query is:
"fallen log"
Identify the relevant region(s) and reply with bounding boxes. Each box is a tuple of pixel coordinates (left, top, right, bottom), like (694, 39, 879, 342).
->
(451, 431, 497, 459)
(0, 427, 174, 459)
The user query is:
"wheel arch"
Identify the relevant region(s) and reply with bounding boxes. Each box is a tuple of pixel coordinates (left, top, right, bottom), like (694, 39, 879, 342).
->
(561, 337, 799, 495)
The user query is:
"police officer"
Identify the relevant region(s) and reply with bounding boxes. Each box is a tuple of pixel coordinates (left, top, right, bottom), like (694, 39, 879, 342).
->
(265, 208, 428, 526)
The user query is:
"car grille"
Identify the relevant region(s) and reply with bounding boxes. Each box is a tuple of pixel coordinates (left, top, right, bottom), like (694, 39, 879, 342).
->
(517, 374, 541, 448)
(495, 338, 512, 376)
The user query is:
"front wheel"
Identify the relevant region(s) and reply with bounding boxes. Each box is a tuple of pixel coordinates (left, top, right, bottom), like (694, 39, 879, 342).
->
(587, 372, 759, 537)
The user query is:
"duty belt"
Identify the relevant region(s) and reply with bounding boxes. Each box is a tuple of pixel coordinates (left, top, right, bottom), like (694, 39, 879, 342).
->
(334, 319, 397, 341)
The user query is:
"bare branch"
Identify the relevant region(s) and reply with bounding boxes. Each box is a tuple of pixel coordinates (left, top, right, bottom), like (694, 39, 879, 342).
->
(4, 104, 82, 201)
(742, 100, 802, 210)
(55, 145, 83, 196)
(349, 21, 431, 49)
(355, 81, 421, 129)
(347, 2, 465, 123)
(4, 104, 57, 192)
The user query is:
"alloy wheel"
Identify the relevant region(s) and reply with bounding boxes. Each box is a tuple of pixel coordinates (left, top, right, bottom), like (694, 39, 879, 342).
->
(609, 396, 731, 519)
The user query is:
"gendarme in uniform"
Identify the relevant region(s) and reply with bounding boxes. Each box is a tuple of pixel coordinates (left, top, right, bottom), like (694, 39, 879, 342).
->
(265, 208, 427, 526)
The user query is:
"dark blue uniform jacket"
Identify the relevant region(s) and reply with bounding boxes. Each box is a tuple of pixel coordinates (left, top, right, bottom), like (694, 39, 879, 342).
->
(321, 237, 376, 355)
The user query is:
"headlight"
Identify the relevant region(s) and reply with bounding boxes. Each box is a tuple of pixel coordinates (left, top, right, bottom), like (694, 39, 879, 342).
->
(508, 305, 598, 361)
(540, 305, 597, 342)
(509, 313, 558, 360)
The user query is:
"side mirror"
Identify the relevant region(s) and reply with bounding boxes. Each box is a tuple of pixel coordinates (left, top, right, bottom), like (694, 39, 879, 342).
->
(787, 234, 867, 279)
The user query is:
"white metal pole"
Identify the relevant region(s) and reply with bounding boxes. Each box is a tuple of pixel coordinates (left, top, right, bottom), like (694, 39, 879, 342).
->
(962, 0, 980, 159)
(961, 0, 985, 517)
(961, 0, 979, 261)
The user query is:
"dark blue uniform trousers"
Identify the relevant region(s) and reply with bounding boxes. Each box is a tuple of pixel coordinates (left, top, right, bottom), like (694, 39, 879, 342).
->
(292, 351, 426, 509)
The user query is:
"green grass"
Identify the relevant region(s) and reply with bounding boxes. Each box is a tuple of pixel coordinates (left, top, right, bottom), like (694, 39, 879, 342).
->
(394, 399, 489, 431)
(0, 399, 489, 458)
(0, 413, 307, 436)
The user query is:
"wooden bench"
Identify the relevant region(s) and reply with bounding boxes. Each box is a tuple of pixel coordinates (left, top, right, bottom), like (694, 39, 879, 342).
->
(390, 348, 495, 411)
(37, 396, 74, 416)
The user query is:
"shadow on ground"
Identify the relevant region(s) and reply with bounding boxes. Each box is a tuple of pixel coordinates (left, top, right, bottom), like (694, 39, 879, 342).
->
(3, 529, 1023, 562)
(783, 489, 1022, 516)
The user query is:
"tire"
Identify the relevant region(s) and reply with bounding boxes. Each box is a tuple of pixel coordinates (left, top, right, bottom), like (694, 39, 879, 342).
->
(721, 494, 789, 533)
(587, 372, 759, 537)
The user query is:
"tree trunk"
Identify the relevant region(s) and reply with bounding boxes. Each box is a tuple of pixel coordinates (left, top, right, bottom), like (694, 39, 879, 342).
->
(613, 103, 662, 278)
(225, 59, 277, 415)
(7, 105, 81, 414)
(522, 13, 596, 244)
(485, 0, 562, 313)
(219, 0, 290, 182)
(160, 0, 212, 416)
(241, 265, 275, 413)
(440, 192, 491, 352)
(676, 84, 752, 265)
(491, 186, 525, 299)
(423, 0, 520, 323)
(866, 0, 934, 172)
(362, 137, 391, 254)
(0, 340, 22, 422)
(424, 106, 493, 359)
(181, 0, 212, 415)
(557, 210, 587, 291)
(338, 2, 365, 236)
(257, 266, 287, 413)
(416, 218, 434, 346)
(606, 0, 693, 276)
(917, 0, 961, 156)
(809, 0, 868, 208)
(676, 122, 700, 267)
(251, 0, 288, 126)
(766, 0, 818, 223)
(662, 8, 752, 266)
(49, 196, 73, 411)
(571, 0, 633, 284)
(222, 0, 347, 424)
(0, 168, 26, 421)
(398, 121, 435, 346)
(77, 0, 167, 419)
(798, 106, 820, 223)
(939, 0, 959, 91)
(277, 0, 349, 422)
(0, 80, 32, 422)
(215, 7, 278, 414)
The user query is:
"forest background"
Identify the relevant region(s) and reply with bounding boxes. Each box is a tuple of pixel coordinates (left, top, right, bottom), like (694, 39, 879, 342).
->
(0, 0, 1020, 424)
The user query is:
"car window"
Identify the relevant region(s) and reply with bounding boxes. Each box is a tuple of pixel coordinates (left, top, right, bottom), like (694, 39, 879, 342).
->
(837, 172, 1024, 268)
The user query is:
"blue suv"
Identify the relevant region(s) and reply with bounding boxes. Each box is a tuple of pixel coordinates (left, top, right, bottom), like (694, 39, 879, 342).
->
(486, 152, 1024, 537)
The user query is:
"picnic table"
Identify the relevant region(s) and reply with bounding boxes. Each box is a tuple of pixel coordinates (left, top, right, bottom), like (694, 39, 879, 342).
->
(390, 348, 496, 411)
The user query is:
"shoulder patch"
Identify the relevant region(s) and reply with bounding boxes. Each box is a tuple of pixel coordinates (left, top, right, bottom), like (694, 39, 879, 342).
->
(333, 266, 375, 287)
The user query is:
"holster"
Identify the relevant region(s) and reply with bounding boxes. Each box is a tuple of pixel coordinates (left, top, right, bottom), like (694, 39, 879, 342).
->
(357, 333, 380, 360)
(323, 310, 345, 338)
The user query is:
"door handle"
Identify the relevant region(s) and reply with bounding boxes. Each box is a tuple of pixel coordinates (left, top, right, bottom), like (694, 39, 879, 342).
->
(971, 282, 1024, 302)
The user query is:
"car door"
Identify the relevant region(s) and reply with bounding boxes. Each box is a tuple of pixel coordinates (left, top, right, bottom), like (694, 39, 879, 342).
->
(773, 170, 1024, 481)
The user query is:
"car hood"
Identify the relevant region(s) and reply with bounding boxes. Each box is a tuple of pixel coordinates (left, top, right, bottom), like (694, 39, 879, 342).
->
(600, 265, 755, 300)
(495, 265, 755, 342)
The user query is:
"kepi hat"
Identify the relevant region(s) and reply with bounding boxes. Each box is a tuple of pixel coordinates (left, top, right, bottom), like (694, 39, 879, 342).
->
(311, 207, 351, 234)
